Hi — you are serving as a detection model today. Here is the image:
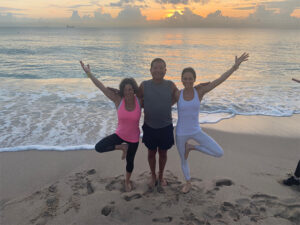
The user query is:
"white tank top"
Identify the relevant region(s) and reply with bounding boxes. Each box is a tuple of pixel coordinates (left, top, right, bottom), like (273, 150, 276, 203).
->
(176, 88, 202, 136)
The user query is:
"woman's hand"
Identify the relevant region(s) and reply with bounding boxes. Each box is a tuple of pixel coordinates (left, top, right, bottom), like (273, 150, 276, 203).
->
(80, 61, 91, 75)
(233, 52, 249, 70)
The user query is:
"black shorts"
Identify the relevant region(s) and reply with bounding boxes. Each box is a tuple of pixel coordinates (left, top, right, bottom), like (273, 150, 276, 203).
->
(142, 123, 174, 150)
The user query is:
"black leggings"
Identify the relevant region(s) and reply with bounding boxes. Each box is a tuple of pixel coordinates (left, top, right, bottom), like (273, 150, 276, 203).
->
(295, 160, 300, 178)
(95, 133, 139, 173)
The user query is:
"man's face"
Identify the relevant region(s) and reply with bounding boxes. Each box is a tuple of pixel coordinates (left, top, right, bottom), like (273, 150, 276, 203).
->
(150, 61, 166, 81)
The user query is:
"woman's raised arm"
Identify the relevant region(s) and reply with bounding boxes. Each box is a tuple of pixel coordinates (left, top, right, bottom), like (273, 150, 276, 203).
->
(80, 61, 121, 104)
(198, 52, 249, 95)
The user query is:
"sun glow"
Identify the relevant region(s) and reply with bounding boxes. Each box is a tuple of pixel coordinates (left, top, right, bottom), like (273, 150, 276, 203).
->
(166, 9, 184, 18)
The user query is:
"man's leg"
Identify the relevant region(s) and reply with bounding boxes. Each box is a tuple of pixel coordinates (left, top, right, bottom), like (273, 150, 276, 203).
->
(148, 149, 157, 187)
(158, 149, 167, 186)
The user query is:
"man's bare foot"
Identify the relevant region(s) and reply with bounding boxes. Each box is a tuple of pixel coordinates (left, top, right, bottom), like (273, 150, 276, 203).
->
(148, 174, 157, 188)
(185, 143, 194, 160)
(161, 179, 168, 186)
(158, 171, 168, 186)
(159, 178, 168, 186)
(125, 180, 132, 192)
(121, 144, 128, 160)
(181, 182, 192, 193)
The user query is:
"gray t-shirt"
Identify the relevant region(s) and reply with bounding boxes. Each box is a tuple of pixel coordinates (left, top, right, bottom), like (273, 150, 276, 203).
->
(143, 79, 173, 129)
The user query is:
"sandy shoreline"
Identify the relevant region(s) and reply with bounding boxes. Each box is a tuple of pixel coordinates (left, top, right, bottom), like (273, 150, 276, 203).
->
(1, 115, 300, 225)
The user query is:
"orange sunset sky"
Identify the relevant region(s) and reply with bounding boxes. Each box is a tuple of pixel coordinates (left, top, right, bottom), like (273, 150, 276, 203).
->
(0, 0, 299, 27)
(1, 0, 299, 20)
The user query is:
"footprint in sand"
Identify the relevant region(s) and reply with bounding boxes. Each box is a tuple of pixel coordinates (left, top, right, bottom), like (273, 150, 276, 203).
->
(68, 171, 95, 195)
(86, 169, 96, 175)
(104, 175, 125, 192)
(86, 180, 94, 194)
(124, 193, 142, 201)
(219, 202, 242, 222)
(30, 184, 60, 225)
(181, 208, 210, 224)
(274, 204, 300, 224)
(134, 206, 153, 215)
(215, 179, 234, 187)
(152, 216, 173, 223)
(251, 193, 278, 200)
(101, 205, 114, 216)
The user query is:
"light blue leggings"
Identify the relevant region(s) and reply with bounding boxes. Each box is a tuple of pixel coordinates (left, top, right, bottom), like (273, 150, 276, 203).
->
(176, 130, 224, 181)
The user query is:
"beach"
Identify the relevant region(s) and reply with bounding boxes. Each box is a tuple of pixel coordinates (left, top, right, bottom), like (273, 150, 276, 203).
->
(1, 115, 299, 225)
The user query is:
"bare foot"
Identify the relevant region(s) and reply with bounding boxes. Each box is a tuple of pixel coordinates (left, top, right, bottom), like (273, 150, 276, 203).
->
(185, 143, 194, 160)
(148, 175, 156, 188)
(159, 178, 168, 186)
(125, 180, 132, 192)
(181, 182, 192, 193)
(121, 144, 128, 160)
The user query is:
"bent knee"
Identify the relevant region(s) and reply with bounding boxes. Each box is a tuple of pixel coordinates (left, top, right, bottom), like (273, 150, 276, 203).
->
(95, 143, 105, 153)
(215, 150, 224, 157)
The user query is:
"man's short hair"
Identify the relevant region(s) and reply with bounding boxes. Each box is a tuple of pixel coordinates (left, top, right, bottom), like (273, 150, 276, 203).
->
(150, 58, 166, 68)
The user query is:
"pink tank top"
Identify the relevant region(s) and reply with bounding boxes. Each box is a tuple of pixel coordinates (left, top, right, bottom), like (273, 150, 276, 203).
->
(115, 96, 141, 142)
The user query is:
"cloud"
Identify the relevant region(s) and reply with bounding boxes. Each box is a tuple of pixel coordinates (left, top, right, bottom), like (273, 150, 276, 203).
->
(156, 0, 189, 5)
(70, 11, 81, 21)
(66, 6, 146, 27)
(163, 7, 203, 26)
(0, 13, 15, 22)
(115, 6, 147, 25)
(110, 0, 133, 7)
(109, 0, 146, 7)
(193, 0, 210, 4)
(155, 0, 209, 5)
(234, 6, 255, 11)
(262, 0, 300, 15)
(89, 0, 102, 7)
(68, 4, 91, 9)
(240, 3, 300, 28)
(0, 7, 23, 12)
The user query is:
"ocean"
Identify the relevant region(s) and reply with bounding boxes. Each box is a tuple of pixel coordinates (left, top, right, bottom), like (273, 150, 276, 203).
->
(0, 27, 299, 152)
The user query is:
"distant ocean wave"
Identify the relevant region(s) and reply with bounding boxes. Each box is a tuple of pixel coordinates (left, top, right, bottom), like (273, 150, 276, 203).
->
(0, 73, 40, 79)
(0, 48, 36, 55)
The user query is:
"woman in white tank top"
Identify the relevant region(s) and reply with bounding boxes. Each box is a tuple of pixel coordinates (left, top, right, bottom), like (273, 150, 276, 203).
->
(174, 53, 249, 193)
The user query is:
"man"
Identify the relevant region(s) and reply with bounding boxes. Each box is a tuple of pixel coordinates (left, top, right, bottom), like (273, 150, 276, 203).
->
(138, 58, 177, 191)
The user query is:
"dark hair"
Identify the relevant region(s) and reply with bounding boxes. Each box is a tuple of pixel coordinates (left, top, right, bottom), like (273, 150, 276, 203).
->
(150, 58, 166, 68)
(182, 67, 196, 80)
(119, 78, 139, 97)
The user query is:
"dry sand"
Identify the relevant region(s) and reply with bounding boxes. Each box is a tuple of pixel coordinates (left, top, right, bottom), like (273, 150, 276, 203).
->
(1, 115, 300, 225)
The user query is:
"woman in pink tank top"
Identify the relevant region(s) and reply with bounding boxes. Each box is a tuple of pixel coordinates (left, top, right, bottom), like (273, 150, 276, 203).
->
(80, 61, 141, 192)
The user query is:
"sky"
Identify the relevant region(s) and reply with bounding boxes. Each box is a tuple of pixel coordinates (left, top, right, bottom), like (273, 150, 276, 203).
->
(0, 0, 299, 28)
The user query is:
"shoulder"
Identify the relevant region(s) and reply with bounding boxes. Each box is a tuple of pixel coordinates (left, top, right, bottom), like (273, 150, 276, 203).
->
(165, 79, 176, 88)
(165, 79, 174, 85)
(175, 89, 181, 100)
(142, 80, 152, 87)
(195, 85, 205, 95)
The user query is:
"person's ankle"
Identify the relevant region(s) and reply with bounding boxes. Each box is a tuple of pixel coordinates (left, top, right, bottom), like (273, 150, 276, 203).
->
(158, 172, 164, 180)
